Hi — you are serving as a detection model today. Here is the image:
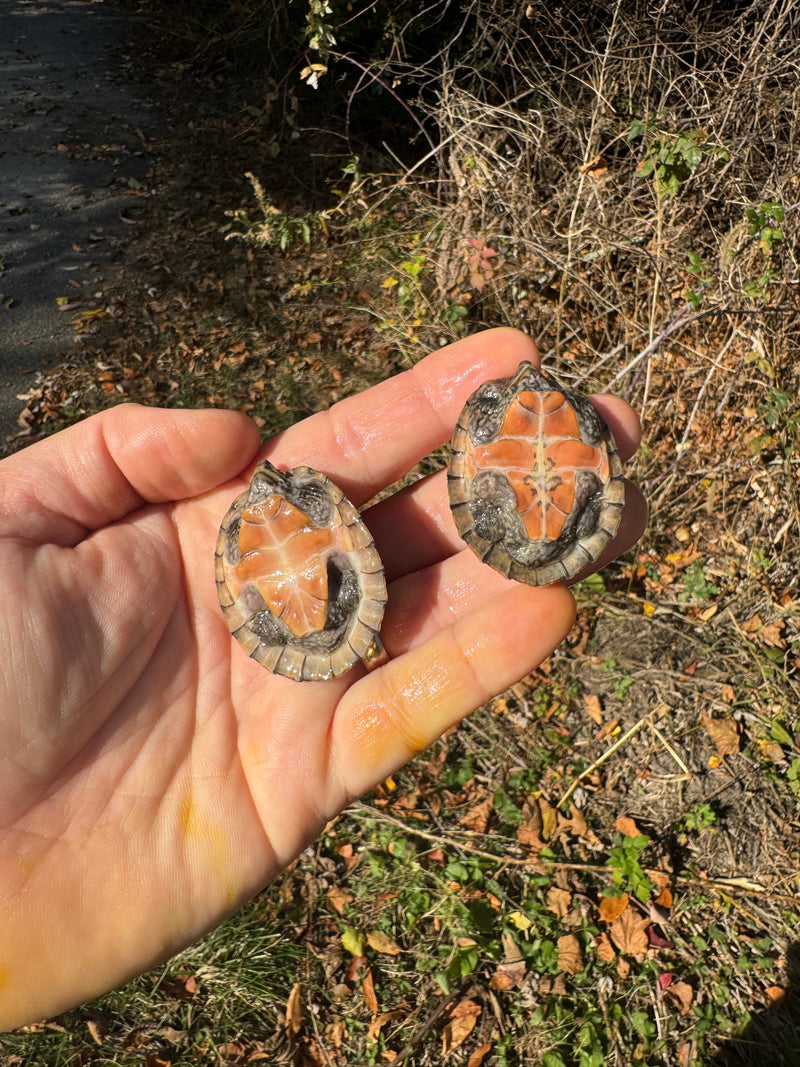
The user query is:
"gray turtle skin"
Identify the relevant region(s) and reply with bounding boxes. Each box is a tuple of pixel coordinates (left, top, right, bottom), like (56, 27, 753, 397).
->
(448, 361, 626, 586)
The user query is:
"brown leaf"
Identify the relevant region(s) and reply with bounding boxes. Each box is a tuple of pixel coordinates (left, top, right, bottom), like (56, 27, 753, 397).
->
(366, 930, 402, 956)
(557, 933, 583, 975)
(595, 932, 616, 962)
(584, 694, 603, 724)
(490, 960, 527, 989)
(599, 893, 629, 923)
(501, 931, 524, 963)
(442, 1001, 481, 1056)
(367, 1010, 404, 1043)
(361, 967, 379, 1013)
(614, 816, 643, 838)
(596, 717, 620, 741)
(326, 1018, 348, 1048)
(451, 998, 482, 1019)
(579, 153, 609, 178)
(286, 982, 304, 1035)
(516, 823, 544, 850)
(561, 804, 588, 839)
(759, 621, 787, 648)
(344, 955, 367, 984)
(654, 886, 673, 910)
(758, 738, 786, 763)
(664, 980, 694, 1015)
(467, 1044, 493, 1067)
(609, 909, 650, 959)
(546, 886, 573, 918)
(86, 1019, 104, 1045)
(701, 714, 741, 757)
(326, 887, 354, 915)
(442, 1014, 477, 1056)
(616, 956, 631, 979)
(460, 795, 493, 833)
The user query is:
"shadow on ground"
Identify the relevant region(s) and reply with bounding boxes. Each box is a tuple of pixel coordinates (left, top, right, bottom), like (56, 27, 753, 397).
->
(0, 0, 162, 441)
(706, 941, 800, 1065)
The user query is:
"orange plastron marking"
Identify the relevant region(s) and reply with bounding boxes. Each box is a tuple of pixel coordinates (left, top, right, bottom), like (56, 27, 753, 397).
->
(467, 390, 609, 543)
(232, 495, 350, 637)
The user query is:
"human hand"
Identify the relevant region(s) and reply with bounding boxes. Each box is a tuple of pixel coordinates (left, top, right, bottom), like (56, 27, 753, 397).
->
(0, 328, 646, 1029)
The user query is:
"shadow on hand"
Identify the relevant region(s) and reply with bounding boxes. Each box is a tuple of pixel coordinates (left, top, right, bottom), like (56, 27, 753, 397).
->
(706, 941, 800, 1065)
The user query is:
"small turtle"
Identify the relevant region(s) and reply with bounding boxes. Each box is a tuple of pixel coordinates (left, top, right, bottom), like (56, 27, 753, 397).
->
(215, 460, 387, 681)
(448, 361, 625, 586)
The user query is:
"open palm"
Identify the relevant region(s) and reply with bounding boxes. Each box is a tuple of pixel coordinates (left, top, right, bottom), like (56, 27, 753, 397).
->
(0, 329, 645, 1029)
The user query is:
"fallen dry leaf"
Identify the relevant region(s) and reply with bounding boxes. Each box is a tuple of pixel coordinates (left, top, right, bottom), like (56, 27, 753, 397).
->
(584, 694, 603, 724)
(362, 967, 379, 1013)
(286, 982, 304, 1035)
(560, 803, 589, 839)
(655, 886, 673, 910)
(516, 823, 544, 850)
(442, 1000, 481, 1056)
(599, 893, 629, 923)
(490, 959, 527, 990)
(502, 931, 524, 962)
(596, 717, 620, 741)
(467, 1044, 493, 1067)
(367, 1011, 404, 1043)
(614, 816, 643, 838)
(460, 795, 493, 833)
(326, 887, 354, 915)
(701, 713, 741, 757)
(539, 796, 559, 840)
(578, 153, 609, 178)
(86, 1019, 103, 1045)
(609, 908, 650, 959)
(595, 932, 616, 962)
(557, 933, 583, 975)
(451, 998, 482, 1018)
(758, 738, 786, 763)
(663, 980, 694, 1015)
(326, 1018, 348, 1047)
(758, 620, 787, 648)
(546, 886, 573, 918)
(366, 930, 403, 956)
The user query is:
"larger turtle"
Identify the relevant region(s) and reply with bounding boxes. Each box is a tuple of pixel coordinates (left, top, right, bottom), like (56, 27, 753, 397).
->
(216, 460, 387, 681)
(448, 361, 625, 585)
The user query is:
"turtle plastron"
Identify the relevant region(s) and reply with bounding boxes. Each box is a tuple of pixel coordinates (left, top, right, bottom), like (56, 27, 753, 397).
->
(448, 361, 625, 585)
(216, 460, 387, 681)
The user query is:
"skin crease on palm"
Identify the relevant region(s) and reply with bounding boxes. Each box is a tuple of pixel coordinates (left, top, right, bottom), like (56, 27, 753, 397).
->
(0, 328, 646, 1030)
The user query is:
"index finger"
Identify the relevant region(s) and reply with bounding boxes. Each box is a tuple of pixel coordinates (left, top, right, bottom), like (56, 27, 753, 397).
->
(262, 327, 541, 505)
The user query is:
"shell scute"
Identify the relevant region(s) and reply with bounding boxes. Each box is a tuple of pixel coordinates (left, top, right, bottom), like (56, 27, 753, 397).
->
(216, 460, 387, 681)
(448, 361, 625, 586)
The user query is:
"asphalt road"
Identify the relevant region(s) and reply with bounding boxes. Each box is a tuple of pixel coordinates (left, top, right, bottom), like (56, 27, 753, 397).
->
(0, 0, 161, 442)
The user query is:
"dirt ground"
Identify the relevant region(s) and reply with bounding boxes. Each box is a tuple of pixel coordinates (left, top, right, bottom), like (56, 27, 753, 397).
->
(0, 0, 161, 440)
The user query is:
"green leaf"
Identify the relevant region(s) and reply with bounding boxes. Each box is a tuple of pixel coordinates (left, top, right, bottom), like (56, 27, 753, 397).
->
(631, 1011, 656, 1037)
(543, 1054, 568, 1067)
(341, 927, 367, 956)
(771, 722, 793, 746)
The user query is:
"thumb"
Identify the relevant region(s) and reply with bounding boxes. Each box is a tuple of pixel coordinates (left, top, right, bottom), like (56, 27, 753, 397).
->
(0, 405, 260, 546)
